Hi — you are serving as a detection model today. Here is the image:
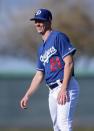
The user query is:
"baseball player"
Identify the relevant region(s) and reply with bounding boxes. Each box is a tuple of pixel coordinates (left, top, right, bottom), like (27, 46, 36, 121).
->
(20, 9, 79, 131)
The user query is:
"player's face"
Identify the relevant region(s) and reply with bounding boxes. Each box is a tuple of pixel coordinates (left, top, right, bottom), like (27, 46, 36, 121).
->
(34, 20, 51, 35)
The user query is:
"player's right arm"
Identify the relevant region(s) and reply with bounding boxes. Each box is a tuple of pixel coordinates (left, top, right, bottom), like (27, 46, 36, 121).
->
(20, 70, 44, 109)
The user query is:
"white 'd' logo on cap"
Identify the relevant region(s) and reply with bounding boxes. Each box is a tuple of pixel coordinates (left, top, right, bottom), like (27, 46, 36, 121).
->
(36, 10, 41, 15)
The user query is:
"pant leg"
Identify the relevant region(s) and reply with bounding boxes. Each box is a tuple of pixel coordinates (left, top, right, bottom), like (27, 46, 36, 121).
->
(48, 88, 60, 131)
(57, 77, 79, 131)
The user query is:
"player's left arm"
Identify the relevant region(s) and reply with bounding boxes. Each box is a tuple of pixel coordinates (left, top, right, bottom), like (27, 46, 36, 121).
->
(57, 54, 74, 105)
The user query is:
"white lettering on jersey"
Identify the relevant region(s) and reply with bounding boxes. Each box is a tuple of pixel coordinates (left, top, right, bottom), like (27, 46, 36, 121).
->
(40, 46, 57, 65)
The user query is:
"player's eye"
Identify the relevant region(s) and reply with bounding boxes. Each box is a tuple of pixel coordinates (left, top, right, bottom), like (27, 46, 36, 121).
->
(35, 20, 45, 24)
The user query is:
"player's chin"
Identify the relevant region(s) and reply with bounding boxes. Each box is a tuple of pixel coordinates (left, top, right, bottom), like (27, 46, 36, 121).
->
(36, 29, 44, 34)
(37, 30, 43, 34)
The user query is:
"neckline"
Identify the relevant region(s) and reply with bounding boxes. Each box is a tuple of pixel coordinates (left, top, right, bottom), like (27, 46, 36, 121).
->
(43, 30, 54, 44)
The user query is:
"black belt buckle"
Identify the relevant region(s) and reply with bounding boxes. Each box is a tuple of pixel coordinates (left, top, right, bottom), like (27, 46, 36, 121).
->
(48, 83, 58, 89)
(48, 80, 63, 90)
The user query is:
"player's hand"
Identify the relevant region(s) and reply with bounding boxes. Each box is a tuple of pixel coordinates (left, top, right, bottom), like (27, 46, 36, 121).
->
(57, 88, 68, 105)
(20, 95, 29, 109)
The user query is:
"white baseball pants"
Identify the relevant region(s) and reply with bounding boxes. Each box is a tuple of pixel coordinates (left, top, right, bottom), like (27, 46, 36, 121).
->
(48, 77, 79, 131)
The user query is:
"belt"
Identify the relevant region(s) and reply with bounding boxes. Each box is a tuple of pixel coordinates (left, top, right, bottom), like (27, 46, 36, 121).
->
(47, 80, 63, 90)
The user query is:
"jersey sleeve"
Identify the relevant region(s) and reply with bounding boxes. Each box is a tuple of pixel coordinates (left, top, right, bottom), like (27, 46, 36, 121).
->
(56, 33, 76, 59)
(36, 49, 45, 72)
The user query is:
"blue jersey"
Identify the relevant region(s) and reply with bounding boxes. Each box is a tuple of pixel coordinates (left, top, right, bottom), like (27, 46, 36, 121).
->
(36, 31, 76, 84)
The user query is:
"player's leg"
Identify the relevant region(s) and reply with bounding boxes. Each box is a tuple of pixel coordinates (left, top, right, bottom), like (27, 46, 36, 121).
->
(57, 77, 79, 131)
(48, 89, 59, 131)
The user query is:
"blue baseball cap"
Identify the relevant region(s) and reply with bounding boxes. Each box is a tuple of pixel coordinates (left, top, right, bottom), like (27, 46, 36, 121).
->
(30, 9, 52, 21)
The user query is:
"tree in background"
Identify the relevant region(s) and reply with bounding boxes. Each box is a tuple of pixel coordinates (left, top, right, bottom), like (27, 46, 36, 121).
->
(0, 0, 94, 60)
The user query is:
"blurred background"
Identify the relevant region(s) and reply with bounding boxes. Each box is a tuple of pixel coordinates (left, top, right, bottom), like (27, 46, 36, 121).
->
(0, 0, 94, 131)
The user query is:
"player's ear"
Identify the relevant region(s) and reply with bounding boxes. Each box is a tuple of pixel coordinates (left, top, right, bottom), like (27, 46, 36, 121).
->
(46, 21, 52, 28)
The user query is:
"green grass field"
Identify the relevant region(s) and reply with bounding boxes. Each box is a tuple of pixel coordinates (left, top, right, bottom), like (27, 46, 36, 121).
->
(0, 128, 94, 131)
